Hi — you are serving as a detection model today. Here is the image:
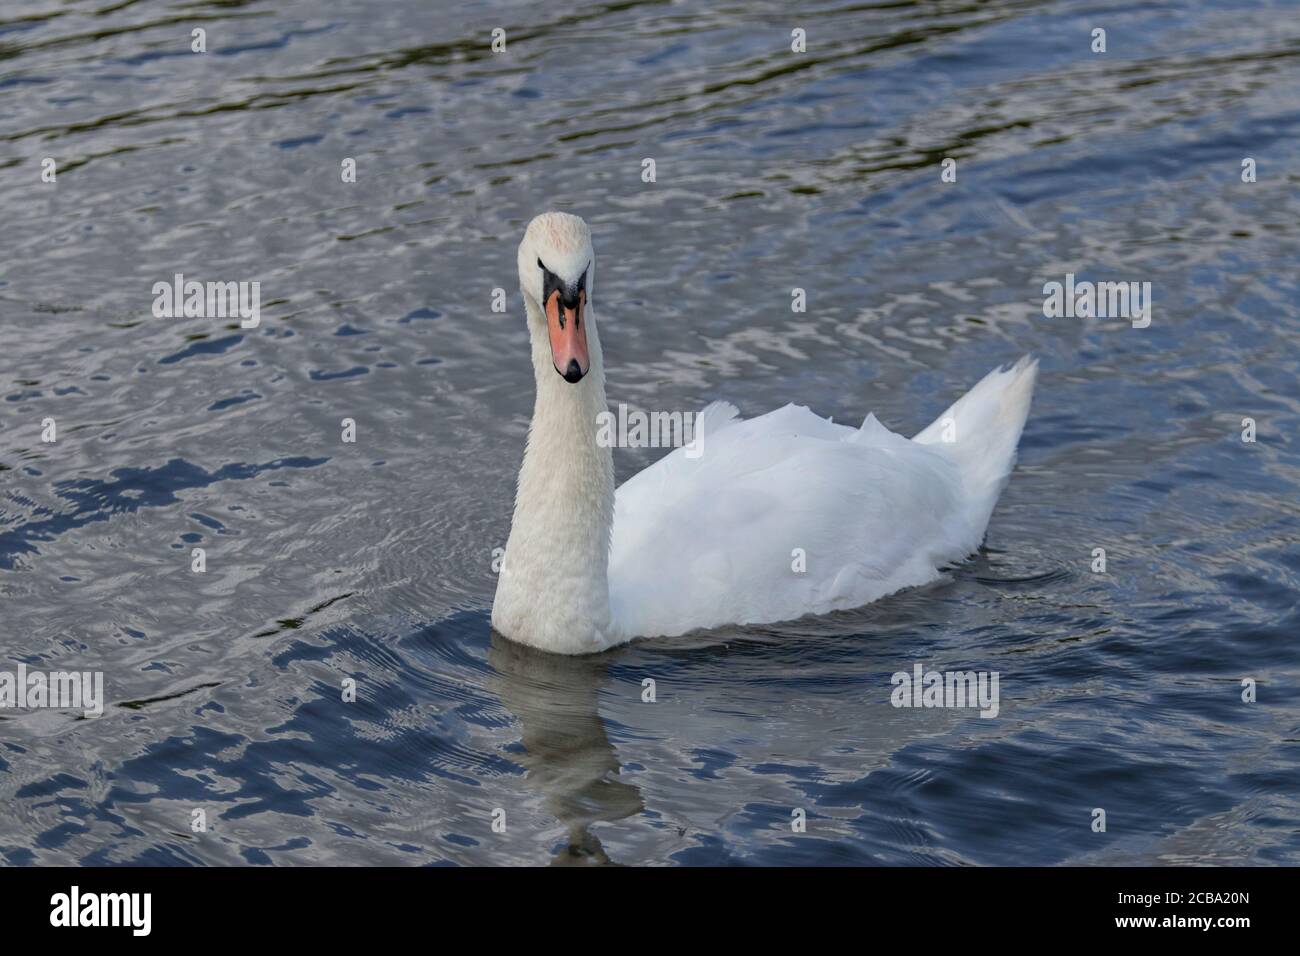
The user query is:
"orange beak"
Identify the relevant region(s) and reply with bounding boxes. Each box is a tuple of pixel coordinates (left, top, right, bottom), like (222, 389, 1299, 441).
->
(546, 288, 589, 383)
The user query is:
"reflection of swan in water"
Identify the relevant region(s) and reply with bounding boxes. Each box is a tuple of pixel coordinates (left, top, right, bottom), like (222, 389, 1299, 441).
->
(487, 631, 642, 865)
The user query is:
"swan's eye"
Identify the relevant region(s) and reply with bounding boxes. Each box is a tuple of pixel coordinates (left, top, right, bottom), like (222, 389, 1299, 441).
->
(537, 258, 545, 271)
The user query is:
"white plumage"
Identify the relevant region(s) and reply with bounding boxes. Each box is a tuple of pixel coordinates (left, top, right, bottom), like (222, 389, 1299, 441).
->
(609, 359, 1038, 638)
(492, 212, 1038, 654)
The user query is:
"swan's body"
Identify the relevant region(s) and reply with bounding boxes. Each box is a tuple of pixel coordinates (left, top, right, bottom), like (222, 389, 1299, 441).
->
(492, 213, 1038, 655)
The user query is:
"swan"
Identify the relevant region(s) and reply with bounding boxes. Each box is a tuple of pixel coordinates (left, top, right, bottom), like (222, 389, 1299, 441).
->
(492, 212, 1038, 655)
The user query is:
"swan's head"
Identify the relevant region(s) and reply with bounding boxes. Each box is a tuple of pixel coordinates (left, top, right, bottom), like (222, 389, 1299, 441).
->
(518, 211, 595, 384)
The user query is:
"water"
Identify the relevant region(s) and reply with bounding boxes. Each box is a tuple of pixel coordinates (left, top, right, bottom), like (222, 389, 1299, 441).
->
(1, 0, 1298, 865)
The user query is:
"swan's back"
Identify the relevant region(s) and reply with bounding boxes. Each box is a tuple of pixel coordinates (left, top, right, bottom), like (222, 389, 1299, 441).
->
(608, 358, 1038, 639)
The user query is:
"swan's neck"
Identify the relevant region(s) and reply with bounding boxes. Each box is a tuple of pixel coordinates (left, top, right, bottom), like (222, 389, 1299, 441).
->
(492, 300, 616, 653)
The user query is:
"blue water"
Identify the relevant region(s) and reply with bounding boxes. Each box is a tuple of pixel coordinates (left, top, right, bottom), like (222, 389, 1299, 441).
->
(1, 0, 1298, 865)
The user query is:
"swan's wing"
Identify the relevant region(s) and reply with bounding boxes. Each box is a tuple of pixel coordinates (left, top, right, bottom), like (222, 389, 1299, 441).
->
(610, 401, 853, 559)
(609, 402, 967, 638)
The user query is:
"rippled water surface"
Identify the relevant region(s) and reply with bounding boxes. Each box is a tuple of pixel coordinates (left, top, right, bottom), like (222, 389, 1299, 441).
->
(2, 0, 1299, 865)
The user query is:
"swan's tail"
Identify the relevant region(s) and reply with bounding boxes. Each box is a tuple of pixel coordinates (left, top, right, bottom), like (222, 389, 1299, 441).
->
(913, 355, 1038, 542)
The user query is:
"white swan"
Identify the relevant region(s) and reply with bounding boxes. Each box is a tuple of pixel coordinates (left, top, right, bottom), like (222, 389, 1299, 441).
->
(492, 212, 1038, 654)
